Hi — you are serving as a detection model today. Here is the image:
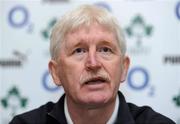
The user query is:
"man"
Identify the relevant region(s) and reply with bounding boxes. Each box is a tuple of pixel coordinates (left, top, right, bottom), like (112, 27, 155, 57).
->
(10, 4, 175, 124)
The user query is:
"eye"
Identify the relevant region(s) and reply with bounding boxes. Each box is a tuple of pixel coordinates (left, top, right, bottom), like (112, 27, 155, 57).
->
(98, 47, 113, 53)
(73, 48, 86, 54)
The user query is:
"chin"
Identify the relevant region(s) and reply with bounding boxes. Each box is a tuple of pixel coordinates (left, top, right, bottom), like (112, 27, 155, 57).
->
(80, 91, 112, 107)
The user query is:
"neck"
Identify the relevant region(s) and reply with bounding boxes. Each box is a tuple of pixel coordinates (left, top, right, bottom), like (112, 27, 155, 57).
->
(66, 96, 117, 124)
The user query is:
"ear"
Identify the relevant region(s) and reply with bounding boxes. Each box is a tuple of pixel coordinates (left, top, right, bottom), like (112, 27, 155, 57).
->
(48, 60, 61, 86)
(120, 56, 130, 83)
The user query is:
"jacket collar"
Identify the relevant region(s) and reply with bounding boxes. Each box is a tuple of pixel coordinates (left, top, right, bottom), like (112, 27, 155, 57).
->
(48, 94, 67, 124)
(47, 91, 135, 124)
(116, 91, 135, 124)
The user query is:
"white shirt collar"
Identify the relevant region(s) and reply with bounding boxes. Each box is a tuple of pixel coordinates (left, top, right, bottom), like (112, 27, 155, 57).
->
(107, 95, 119, 124)
(64, 97, 73, 124)
(64, 95, 119, 124)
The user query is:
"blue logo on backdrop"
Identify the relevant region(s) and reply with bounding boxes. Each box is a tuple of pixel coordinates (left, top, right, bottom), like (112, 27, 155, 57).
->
(176, 1, 180, 20)
(42, 70, 59, 92)
(127, 67, 149, 90)
(94, 2, 111, 12)
(127, 66, 155, 96)
(8, 5, 29, 28)
(8, 5, 33, 32)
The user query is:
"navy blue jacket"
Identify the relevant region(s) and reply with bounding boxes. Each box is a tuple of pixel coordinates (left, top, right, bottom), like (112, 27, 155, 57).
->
(9, 91, 175, 124)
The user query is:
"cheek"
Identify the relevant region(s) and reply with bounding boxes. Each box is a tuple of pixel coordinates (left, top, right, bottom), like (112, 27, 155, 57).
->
(58, 60, 83, 89)
(105, 60, 122, 82)
(112, 67, 122, 81)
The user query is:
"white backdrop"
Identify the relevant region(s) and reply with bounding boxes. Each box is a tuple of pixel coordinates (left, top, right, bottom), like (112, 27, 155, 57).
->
(0, 0, 180, 124)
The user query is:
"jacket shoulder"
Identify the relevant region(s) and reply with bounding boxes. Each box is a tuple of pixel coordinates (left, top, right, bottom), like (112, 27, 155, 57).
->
(9, 102, 55, 124)
(127, 103, 175, 124)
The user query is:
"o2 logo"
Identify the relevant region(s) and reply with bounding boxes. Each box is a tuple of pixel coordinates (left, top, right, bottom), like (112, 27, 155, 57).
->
(127, 67, 149, 90)
(8, 5, 33, 32)
(176, 1, 180, 20)
(42, 70, 59, 92)
(127, 66, 155, 96)
(94, 2, 111, 12)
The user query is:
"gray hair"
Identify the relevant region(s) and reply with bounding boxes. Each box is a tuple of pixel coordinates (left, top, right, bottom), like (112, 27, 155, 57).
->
(50, 4, 126, 60)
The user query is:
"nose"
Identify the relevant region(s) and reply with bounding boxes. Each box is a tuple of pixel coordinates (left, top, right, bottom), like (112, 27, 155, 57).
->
(85, 50, 101, 71)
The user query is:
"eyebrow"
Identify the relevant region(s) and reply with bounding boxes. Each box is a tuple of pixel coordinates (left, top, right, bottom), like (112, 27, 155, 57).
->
(97, 40, 118, 49)
(69, 40, 87, 48)
(64, 39, 87, 53)
(65, 39, 118, 52)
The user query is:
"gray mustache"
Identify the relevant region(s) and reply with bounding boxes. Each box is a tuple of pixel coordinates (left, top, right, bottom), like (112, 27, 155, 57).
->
(80, 71, 110, 85)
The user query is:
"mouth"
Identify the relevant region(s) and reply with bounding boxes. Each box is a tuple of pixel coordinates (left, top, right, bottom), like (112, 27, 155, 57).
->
(84, 77, 107, 85)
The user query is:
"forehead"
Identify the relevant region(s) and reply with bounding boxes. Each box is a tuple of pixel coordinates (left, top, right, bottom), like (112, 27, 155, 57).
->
(64, 23, 117, 45)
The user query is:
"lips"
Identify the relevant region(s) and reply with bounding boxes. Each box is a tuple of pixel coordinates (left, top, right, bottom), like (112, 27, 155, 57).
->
(84, 77, 107, 85)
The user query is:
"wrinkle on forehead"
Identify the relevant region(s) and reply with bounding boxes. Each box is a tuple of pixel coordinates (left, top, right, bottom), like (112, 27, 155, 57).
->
(64, 23, 118, 49)
(69, 22, 114, 34)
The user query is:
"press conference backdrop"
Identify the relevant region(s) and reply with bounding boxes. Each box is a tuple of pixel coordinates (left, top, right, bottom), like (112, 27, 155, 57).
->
(0, 0, 180, 123)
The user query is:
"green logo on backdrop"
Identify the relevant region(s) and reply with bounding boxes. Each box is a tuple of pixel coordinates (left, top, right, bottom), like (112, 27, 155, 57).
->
(125, 15, 153, 46)
(1, 86, 28, 116)
(42, 18, 57, 40)
(173, 90, 180, 107)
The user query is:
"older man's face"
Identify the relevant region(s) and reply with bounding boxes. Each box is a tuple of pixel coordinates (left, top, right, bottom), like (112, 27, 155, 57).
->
(49, 23, 129, 108)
